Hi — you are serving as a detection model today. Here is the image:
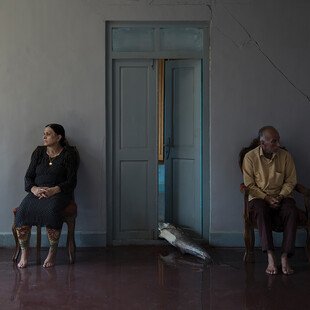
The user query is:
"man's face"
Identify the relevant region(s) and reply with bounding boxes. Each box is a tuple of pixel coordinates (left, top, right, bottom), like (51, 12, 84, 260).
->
(261, 129, 280, 154)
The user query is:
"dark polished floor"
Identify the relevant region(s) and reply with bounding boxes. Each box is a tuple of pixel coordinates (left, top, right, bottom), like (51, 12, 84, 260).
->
(1, 246, 310, 309)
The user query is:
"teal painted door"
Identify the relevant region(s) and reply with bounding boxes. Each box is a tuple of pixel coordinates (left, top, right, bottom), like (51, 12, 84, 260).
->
(113, 59, 157, 241)
(164, 59, 202, 236)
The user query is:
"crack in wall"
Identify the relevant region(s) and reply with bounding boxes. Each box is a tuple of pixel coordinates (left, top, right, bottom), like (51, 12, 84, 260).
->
(82, 0, 309, 103)
(213, 2, 310, 103)
(207, 2, 243, 49)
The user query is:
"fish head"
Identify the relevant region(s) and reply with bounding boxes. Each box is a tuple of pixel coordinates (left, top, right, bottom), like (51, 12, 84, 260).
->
(158, 222, 171, 231)
(159, 229, 177, 244)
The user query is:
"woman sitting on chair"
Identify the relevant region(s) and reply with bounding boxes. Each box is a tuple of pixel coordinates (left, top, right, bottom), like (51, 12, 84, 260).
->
(15, 124, 79, 268)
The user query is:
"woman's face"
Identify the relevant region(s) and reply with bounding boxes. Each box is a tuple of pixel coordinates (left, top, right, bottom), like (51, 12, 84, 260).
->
(43, 127, 61, 147)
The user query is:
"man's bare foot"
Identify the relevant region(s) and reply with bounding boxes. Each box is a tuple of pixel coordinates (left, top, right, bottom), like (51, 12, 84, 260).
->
(43, 248, 57, 268)
(266, 251, 278, 275)
(281, 253, 294, 275)
(18, 248, 29, 268)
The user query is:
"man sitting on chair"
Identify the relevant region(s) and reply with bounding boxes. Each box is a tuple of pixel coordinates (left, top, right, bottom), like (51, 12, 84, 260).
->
(242, 126, 298, 275)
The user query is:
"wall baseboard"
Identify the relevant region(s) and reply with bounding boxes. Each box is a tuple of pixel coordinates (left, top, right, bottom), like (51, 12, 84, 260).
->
(209, 231, 307, 247)
(2, 231, 306, 248)
(0, 231, 107, 248)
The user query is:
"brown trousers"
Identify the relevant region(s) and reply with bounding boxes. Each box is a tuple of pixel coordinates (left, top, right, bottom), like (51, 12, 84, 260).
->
(249, 198, 298, 256)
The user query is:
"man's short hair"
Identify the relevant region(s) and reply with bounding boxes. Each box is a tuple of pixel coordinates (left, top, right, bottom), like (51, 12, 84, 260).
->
(258, 126, 278, 141)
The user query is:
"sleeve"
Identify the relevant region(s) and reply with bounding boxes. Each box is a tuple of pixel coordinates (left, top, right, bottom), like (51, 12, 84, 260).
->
(279, 152, 297, 197)
(57, 148, 79, 194)
(242, 154, 267, 199)
(24, 147, 42, 192)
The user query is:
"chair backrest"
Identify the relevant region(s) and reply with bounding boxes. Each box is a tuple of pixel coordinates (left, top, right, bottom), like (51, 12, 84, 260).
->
(239, 138, 260, 221)
(239, 138, 260, 171)
(67, 145, 80, 169)
(66, 145, 80, 201)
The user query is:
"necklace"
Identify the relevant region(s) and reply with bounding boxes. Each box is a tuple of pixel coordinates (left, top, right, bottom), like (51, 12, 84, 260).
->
(48, 156, 55, 166)
(47, 148, 63, 166)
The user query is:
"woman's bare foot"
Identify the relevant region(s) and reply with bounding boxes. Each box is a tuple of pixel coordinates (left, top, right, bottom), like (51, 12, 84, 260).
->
(43, 248, 57, 268)
(281, 253, 294, 275)
(266, 251, 278, 275)
(18, 248, 29, 268)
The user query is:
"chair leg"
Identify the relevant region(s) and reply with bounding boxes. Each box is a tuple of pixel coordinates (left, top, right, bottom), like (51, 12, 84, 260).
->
(305, 227, 310, 262)
(66, 216, 76, 264)
(243, 223, 255, 263)
(12, 223, 20, 263)
(36, 225, 41, 265)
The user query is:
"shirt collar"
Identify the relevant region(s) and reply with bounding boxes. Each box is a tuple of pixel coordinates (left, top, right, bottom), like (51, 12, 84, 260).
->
(258, 145, 278, 160)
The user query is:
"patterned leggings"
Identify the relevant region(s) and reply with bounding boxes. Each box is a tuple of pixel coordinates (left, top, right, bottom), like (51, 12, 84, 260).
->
(16, 226, 61, 251)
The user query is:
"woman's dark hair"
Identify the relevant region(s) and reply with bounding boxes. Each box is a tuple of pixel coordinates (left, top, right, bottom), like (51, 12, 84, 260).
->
(45, 123, 68, 147)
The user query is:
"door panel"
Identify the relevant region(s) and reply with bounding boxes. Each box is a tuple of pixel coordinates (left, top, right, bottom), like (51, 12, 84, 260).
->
(113, 59, 157, 241)
(172, 159, 196, 228)
(165, 59, 202, 236)
(120, 161, 149, 231)
(120, 66, 148, 149)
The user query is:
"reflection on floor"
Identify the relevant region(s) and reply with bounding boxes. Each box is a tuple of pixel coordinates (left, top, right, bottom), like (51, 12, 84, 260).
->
(1, 246, 310, 309)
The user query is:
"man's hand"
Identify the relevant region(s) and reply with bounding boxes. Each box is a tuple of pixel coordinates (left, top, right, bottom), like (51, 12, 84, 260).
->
(264, 195, 282, 208)
(276, 195, 284, 203)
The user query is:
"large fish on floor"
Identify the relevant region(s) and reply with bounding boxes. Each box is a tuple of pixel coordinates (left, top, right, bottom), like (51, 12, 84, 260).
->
(158, 222, 212, 262)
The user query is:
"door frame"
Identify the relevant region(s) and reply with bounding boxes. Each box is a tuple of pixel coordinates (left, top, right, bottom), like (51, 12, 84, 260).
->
(106, 21, 210, 245)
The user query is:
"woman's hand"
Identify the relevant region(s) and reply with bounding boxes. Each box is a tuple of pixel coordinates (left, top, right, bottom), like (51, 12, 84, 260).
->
(31, 186, 47, 198)
(41, 186, 61, 198)
(31, 186, 60, 198)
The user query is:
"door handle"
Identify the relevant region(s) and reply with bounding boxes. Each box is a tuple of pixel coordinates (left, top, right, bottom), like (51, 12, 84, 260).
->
(164, 137, 173, 160)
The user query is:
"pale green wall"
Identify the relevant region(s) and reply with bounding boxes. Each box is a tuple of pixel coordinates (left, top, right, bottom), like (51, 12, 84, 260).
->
(1, 0, 310, 247)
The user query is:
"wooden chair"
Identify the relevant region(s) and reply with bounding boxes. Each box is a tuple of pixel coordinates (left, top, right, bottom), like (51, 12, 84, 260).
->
(239, 139, 310, 263)
(12, 201, 77, 265)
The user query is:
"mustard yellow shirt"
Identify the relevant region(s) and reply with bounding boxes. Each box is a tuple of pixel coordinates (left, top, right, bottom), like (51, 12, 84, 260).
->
(242, 146, 297, 201)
